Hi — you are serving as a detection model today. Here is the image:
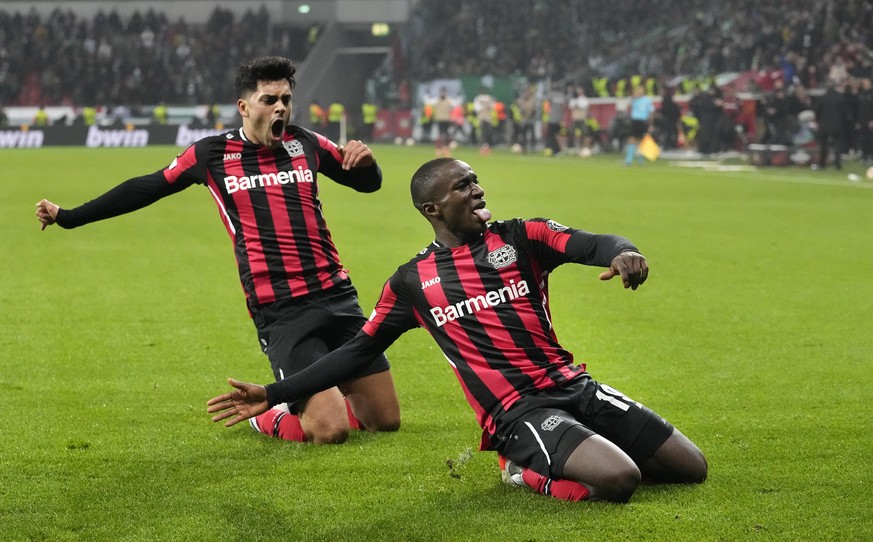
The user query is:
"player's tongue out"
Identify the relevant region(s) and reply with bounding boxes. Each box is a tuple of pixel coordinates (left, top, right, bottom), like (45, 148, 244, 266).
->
(473, 208, 492, 223)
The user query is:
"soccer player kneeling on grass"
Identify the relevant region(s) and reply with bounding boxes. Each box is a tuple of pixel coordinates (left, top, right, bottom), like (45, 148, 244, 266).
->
(208, 158, 707, 502)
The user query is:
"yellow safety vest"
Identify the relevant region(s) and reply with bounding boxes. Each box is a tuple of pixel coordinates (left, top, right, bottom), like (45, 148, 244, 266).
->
(362, 103, 377, 124)
(82, 107, 96, 126)
(34, 109, 49, 126)
(328, 103, 344, 122)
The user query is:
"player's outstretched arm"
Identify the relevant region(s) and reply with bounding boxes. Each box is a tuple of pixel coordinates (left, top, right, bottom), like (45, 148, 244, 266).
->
(206, 378, 269, 427)
(35, 199, 59, 230)
(598, 251, 648, 290)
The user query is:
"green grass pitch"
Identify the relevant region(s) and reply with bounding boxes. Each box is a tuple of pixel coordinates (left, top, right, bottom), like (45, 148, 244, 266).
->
(1, 145, 872, 541)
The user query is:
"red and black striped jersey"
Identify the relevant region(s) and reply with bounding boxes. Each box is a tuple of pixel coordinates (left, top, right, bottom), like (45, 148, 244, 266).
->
(362, 218, 637, 446)
(56, 125, 382, 308)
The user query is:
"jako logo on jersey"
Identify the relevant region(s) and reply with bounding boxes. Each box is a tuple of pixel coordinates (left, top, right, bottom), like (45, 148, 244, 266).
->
(224, 167, 313, 194)
(486, 244, 517, 269)
(283, 139, 304, 157)
(223, 152, 242, 161)
(541, 415, 563, 431)
(547, 220, 569, 232)
(430, 279, 529, 327)
(421, 276, 441, 289)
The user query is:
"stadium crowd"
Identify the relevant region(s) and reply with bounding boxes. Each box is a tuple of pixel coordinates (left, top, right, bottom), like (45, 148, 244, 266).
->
(1, 1, 872, 162)
(0, 5, 309, 107)
(400, 0, 872, 93)
(2, 1, 871, 108)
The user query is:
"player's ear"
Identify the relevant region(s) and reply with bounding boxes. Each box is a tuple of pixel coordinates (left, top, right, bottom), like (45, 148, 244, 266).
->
(421, 201, 440, 219)
(237, 98, 248, 118)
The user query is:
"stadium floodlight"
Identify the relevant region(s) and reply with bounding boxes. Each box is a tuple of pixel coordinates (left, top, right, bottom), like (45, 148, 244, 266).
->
(371, 23, 390, 36)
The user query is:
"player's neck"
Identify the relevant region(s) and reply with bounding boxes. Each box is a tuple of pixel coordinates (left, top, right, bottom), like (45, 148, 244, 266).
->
(434, 231, 482, 248)
(240, 126, 280, 149)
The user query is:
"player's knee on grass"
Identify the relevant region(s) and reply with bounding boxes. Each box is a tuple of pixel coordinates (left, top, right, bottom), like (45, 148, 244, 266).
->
(562, 435, 642, 503)
(299, 391, 353, 444)
(642, 429, 708, 484)
(350, 395, 401, 433)
(363, 412, 401, 433)
(501, 409, 642, 503)
(305, 417, 351, 445)
(342, 370, 401, 433)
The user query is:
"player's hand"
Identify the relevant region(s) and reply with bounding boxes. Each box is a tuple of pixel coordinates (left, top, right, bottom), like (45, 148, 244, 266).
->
(337, 139, 374, 170)
(599, 251, 648, 290)
(35, 199, 60, 230)
(206, 378, 269, 427)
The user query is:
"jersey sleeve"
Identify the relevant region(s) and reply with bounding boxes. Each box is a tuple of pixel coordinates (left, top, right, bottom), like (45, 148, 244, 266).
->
(54, 171, 189, 229)
(264, 328, 391, 408)
(264, 270, 414, 408)
(520, 218, 639, 269)
(162, 140, 208, 186)
(54, 144, 206, 229)
(362, 269, 420, 340)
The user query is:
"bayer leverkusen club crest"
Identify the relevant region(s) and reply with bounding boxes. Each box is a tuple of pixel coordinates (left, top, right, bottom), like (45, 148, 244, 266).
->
(282, 139, 304, 157)
(487, 244, 517, 269)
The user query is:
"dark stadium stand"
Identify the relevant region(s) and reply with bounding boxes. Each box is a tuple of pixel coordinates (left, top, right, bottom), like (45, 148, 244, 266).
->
(1, 0, 871, 160)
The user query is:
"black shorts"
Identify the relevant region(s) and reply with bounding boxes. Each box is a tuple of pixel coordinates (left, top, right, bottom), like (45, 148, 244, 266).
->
(249, 280, 390, 414)
(491, 376, 674, 479)
(631, 119, 649, 139)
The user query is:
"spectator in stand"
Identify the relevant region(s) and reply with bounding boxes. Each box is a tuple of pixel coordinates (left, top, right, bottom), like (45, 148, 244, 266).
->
(418, 98, 434, 143)
(814, 80, 850, 170)
(473, 87, 495, 154)
(609, 104, 632, 153)
(32, 105, 50, 127)
(542, 87, 564, 156)
(361, 101, 377, 142)
(568, 85, 591, 151)
(433, 87, 454, 156)
(5, 0, 873, 136)
(691, 87, 723, 155)
(152, 102, 168, 125)
(205, 103, 221, 129)
(759, 81, 792, 145)
(857, 78, 873, 165)
(845, 78, 863, 159)
(658, 87, 681, 150)
(309, 100, 327, 131)
(718, 86, 742, 151)
(327, 101, 345, 143)
(515, 86, 538, 154)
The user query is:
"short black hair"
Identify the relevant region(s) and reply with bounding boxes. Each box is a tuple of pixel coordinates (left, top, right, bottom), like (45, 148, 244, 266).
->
(410, 157, 456, 211)
(235, 56, 297, 98)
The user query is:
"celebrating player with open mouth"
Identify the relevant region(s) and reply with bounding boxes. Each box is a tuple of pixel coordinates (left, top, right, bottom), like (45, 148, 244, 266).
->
(36, 56, 401, 446)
